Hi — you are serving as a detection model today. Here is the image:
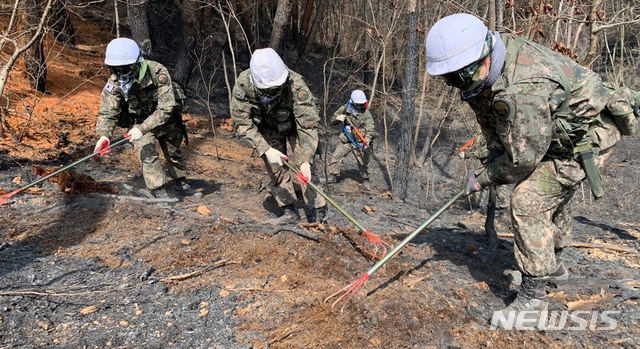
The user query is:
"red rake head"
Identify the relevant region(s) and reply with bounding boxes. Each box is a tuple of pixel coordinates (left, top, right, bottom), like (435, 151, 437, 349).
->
(363, 230, 392, 260)
(324, 273, 370, 312)
(0, 189, 22, 206)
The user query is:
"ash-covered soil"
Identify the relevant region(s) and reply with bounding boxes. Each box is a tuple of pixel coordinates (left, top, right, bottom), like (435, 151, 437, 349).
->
(0, 127, 638, 348)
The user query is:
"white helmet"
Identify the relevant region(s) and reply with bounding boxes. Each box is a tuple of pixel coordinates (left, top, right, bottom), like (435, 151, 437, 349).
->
(250, 48, 289, 89)
(350, 90, 367, 104)
(425, 13, 488, 75)
(105, 38, 140, 66)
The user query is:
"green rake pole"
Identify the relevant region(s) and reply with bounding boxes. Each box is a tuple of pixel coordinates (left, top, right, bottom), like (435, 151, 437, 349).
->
(282, 161, 390, 250)
(0, 137, 129, 205)
(325, 188, 466, 309)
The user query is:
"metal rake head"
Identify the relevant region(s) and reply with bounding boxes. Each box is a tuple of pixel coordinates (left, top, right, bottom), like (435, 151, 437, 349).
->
(324, 273, 370, 312)
(0, 189, 22, 206)
(363, 230, 392, 260)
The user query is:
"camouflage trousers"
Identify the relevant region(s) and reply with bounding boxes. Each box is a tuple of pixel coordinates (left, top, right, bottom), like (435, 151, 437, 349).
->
(262, 135, 326, 209)
(470, 184, 512, 209)
(133, 124, 186, 190)
(511, 158, 585, 277)
(327, 142, 372, 179)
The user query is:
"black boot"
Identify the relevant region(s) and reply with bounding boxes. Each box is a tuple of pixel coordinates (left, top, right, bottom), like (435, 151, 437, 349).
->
(176, 178, 203, 198)
(505, 249, 568, 286)
(320, 174, 337, 184)
(151, 187, 170, 199)
(494, 275, 548, 328)
(265, 204, 299, 225)
(312, 205, 328, 224)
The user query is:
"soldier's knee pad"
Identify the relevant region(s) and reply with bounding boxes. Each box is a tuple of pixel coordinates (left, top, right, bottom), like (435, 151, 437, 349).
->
(605, 88, 638, 135)
(139, 143, 158, 161)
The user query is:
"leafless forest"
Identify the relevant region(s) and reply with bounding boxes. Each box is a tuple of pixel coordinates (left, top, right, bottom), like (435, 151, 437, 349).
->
(2, 1, 640, 198)
(0, 1, 639, 348)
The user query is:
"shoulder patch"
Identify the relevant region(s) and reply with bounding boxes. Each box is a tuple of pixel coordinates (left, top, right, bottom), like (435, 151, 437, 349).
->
(104, 82, 114, 92)
(233, 87, 246, 100)
(157, 74, 169, 85)
(296, 89, 309, 102)
(493, 99, 515, 119)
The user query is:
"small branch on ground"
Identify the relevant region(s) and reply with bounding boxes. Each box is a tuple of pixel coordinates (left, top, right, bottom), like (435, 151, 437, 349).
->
(0, 283, 134, 298)
(224, 287, 294, 293)
(271, 225, 320, 242)
(159, 259, 238, 283)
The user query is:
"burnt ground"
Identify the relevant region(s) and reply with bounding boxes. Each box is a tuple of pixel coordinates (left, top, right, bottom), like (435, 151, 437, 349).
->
(0, 124, 639, 348)
(1, 14, 639, 349)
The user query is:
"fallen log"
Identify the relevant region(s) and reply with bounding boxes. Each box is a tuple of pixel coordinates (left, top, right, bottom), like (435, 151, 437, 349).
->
(497, 233, 637, 254)
(89, 193, 179, 203)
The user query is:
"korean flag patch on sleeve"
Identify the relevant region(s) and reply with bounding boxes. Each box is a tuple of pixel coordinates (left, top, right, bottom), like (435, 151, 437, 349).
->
(104, 82, 114, 92)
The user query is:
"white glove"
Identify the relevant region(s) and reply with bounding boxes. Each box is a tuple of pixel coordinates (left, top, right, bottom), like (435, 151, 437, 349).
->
(94, 136, 110, 155)
(125, 127, 143, 142)
(335, 114, 346, 122)
(264, 147, 288, 165)
(300, 162, 311, 182)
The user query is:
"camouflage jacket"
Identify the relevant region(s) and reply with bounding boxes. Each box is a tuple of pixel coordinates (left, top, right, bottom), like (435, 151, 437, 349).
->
(468, 33, 614, 186)
(230, 69, 320, 163)
(331, 104, 377, 146)
(96, 60, 185, 138)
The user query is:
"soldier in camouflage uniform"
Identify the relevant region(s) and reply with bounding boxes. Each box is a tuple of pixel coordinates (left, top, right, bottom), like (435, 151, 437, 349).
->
(94, 37, 201, 199)
(325, 89, 377, 190)
(230, 48, 327, 224)
(425, 13, 638, 323)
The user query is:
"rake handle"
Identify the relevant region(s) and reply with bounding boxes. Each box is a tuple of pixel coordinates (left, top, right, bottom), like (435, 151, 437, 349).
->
(2, 137, 128, 200)
(344, 117, 369, 146)
(282, 161, 368, 232)
(365, 188, 465, 276)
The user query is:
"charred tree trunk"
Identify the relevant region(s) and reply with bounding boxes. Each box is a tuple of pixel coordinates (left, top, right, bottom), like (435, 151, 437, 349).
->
(393, 1, 419, 201)
(49, 0, 76, 47)
(234, 0, 255, 51)
(300, 0, 325, 58)
(269, 0, 292, 53)
(172, 0, 198, 88)
(290, 1, 299, 44)
(363, 0, 373, 85)
(127, 0, 152, 55)
(488, 0, 496, 31)
(21, 0, 47, 93)
(296, 0, 314, 56)
(496, 0, 505, 31)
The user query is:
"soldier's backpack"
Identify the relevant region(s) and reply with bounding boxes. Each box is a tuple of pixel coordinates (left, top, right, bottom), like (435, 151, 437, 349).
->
(508, 36, 637, 199)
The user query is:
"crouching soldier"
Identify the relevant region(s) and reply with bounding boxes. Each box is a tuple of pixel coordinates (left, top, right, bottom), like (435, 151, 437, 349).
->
(93, 38, 201, 199)
(325, 89, 377, 191)
(231, 48, 328, 224)
(425, 13, 637, 325)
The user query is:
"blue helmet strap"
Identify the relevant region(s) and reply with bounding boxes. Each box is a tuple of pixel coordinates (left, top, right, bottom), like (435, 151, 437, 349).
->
(343, 123, 363, 149)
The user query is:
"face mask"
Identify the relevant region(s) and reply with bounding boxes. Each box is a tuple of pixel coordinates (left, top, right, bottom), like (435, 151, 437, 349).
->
(346, 100, 366, 115)
(257, 86, 284, 105)
(111, 64, 139, 97)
